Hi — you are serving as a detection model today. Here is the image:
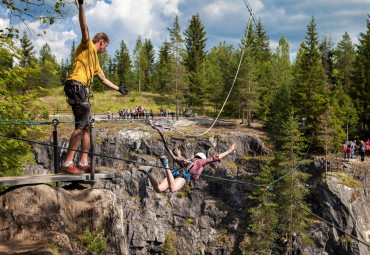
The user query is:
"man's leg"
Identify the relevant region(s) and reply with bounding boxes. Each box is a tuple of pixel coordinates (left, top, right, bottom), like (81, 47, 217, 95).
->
(64, 128, 85, 162)
(79, 128, 90, 164)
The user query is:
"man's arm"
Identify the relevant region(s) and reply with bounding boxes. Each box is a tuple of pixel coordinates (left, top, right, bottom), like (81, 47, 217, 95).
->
(96, 72, 119, 90)
(78, 2, 89, 44)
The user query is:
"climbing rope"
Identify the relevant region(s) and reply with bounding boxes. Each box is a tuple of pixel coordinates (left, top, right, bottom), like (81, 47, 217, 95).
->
(167, 0, 257, 137)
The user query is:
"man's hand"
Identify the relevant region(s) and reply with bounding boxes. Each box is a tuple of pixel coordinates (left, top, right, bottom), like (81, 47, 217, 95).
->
(118, 85, 128, 95)
(78, 0, 84, 5)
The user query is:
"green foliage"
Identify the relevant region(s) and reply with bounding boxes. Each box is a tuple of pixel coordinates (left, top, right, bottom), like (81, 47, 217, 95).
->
(161, 232, 177, 255)
(184, 13, 207, 106)
(292, 16, 326, 139)
(114, 40, 133, 89)
(82, 227, 108, 255)
(0, 37, 49, 179)
(244, 161, 279, 254)
(266, 83, 293, 149)
(350, 15, 370, 138)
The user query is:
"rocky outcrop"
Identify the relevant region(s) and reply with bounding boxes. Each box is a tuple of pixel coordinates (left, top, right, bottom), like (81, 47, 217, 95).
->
(307, 177, 370, 255)
(2, 124, 369, 254)
(0, 184, 128, 254)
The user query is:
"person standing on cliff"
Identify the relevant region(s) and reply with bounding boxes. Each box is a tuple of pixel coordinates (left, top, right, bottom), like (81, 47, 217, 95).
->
(61, 0, 128, 175)
(139, 144, 236, 193)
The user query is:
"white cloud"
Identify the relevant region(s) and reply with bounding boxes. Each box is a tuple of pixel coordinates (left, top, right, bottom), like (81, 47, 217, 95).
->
(0, 17, 10, 30)
(3, 0, 369, 64)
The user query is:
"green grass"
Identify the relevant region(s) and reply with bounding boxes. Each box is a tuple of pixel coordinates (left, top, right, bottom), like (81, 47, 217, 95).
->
(39, 86, 216, 116)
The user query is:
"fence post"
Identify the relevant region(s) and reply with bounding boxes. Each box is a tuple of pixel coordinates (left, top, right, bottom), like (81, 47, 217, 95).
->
(90, 118, 96, 182)
(52, 119, 60, 186)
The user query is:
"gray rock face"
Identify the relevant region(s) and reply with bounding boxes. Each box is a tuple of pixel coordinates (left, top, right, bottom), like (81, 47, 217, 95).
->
(0, 184, 127, 254)
(2, 125, 369, 254)
(309, 177, 370, 255)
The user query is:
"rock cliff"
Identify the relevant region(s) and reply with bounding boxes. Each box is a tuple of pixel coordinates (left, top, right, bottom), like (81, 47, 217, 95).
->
(0, 123, 369, 254)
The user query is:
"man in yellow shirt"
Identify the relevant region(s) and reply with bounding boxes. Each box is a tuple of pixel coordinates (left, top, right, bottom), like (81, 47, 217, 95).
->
(61, 0, 127, 175)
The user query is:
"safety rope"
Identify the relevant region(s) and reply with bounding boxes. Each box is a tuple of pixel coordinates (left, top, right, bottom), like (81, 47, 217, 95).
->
(0, 120, 93, 125)
(167, 0, 256, 137)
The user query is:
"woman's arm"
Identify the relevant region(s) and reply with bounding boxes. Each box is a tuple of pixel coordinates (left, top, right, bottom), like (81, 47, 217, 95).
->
(216, 143, 236, 160)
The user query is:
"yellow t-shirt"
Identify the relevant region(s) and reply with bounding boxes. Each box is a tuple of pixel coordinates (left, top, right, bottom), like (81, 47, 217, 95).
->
(66, 38, 102, 87)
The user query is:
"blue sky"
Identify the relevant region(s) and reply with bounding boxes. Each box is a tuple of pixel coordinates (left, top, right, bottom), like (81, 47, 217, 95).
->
(1, 0, 369, 62)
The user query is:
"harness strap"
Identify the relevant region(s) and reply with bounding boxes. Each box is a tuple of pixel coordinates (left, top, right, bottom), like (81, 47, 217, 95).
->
(149, 120, 192, 164)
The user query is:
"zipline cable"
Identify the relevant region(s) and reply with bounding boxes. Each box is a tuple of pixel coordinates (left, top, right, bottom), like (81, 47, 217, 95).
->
(267, 134, 314, 187)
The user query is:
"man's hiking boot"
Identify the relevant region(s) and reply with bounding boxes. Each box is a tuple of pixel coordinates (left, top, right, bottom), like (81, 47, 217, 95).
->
(60, 163, 84, 175)
(159, 156, 169, 167)
(138, 165, 153, 175)
(77, 163, 100, 173)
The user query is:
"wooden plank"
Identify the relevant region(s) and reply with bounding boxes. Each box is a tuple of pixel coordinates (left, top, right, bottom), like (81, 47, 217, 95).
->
(0, 173, 114, 186)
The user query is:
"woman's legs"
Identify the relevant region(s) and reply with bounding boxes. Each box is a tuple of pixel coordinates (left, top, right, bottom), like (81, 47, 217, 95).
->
(159, 156, 186, 192)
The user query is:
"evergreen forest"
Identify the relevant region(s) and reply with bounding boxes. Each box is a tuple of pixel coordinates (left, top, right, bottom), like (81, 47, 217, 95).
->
(0, 2, 369, 253)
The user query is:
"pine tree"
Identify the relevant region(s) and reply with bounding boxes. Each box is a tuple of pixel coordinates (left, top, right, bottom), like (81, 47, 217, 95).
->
(271, 35, 292, 93)
(317, 103, 345, 177)
(292, 16, 326, 139)
(132, 36, 146, 92)
(350, 15, 370, 138)
(92, 52, 110, 92)
(156, 40, 174, 93)
(143, 38, 155, 91)
(266, 83, 293, 149)
(168, 15, 187, 119)
(333, 32, 356, 93)
(184, 13, 207, 106)
(19, 31, 36, 68)
(239, 46, 259, 125)
(274, 113, 313, 253)
(319, 33, 335, 87)
(198, 48, 223, 116)
(114, 40, 132, 89)
(254, 19, 273, 120)
(244, 162, 279, 254)
(38, 43, 60, 89)
(69, 39, 76, 71)
(237, 23, 258, 124)
(59, 58, 69, 83)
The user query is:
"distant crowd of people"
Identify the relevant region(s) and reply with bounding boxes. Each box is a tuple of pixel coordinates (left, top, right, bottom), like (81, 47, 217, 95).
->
(105, 107, 195, 120)
(341, 139, 370, 162)
(114, 106, 153, 120)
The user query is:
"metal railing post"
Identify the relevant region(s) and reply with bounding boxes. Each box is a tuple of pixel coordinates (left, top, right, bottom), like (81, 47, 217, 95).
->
(90, 119, 96, 182)
(52, 119, 60, 186)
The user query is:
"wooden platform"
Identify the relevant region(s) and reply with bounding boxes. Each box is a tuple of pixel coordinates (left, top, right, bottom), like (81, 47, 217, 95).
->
(0, 173, 114, 186)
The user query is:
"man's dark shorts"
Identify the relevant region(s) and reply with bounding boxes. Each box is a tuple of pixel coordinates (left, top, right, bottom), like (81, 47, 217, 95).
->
(64, 80, 91, 130)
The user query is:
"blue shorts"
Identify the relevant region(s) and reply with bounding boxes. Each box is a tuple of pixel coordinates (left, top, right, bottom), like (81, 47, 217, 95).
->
(171, 170, 191, 182)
